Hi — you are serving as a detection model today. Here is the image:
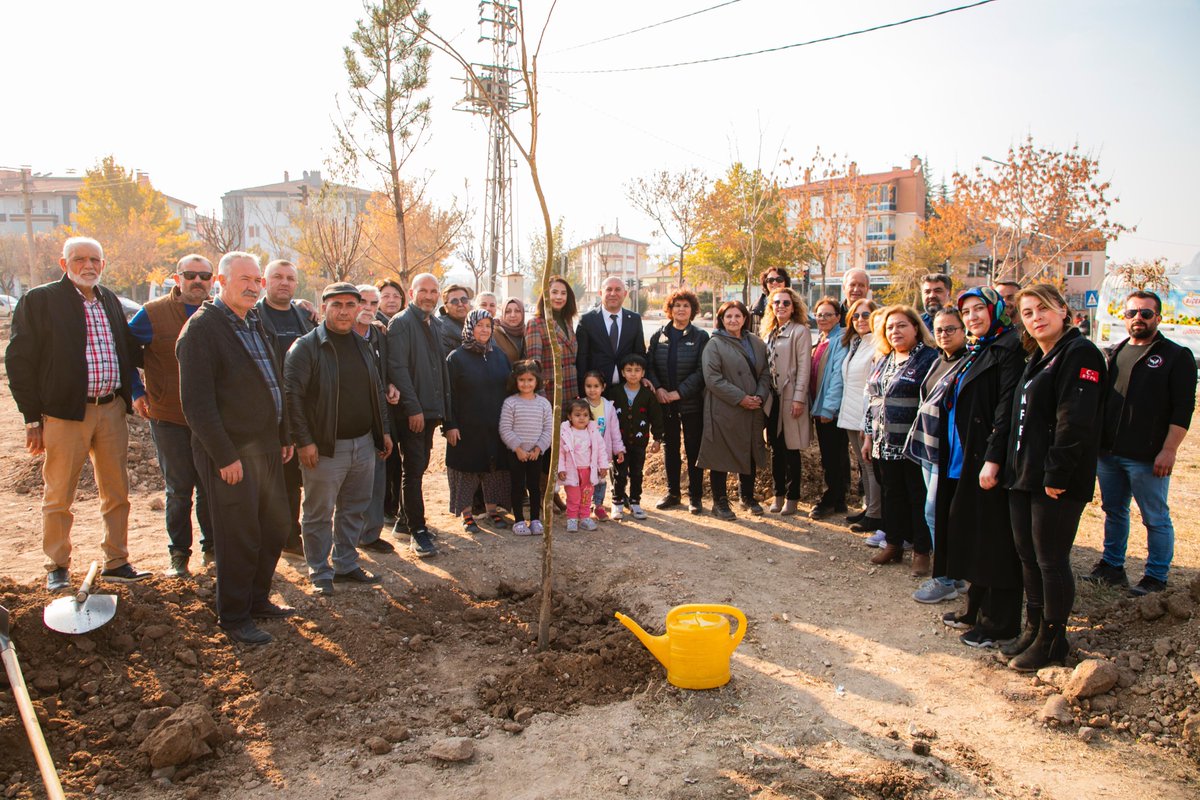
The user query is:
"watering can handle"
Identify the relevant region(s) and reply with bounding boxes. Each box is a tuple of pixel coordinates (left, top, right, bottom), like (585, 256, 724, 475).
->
(75, 562, 100, 604)
(665, 604, 747, 653)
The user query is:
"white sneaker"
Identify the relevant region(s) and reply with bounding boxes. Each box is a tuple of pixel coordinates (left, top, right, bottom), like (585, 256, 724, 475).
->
(864, 529, 886, 548)
(630, 504, 647, 520)
(611, 504, 626, 521)
(566, 518, 579, 532)
(512, 521, 531, 536)
(530, 520, 544, 536)
(580, 518, 598, 531)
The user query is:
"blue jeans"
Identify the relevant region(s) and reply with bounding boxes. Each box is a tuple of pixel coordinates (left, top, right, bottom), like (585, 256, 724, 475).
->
(593, 480, 607, 508)
(300, 434, 375, 582)
(1097, 454, 1175, 582)
(921, 463, 954, 587)
(149, 419, 213, 556)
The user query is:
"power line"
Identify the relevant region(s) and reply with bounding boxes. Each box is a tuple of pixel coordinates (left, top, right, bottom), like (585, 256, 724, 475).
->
(547, 0, 1000, 74)
(551, 0, 743, 54)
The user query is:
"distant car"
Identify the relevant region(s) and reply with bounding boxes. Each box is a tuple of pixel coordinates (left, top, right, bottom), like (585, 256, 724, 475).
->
(0, 295, 17, 316)
(117, 297, 142, 320)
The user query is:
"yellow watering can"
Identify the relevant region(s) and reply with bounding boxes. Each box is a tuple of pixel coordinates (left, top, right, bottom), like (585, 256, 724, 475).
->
(615, 604, 747, 690)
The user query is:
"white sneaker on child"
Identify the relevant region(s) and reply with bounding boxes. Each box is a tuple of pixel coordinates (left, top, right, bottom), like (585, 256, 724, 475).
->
(566, 518, 579, 532)
(630, 504, 647, 520)
(611, 504, 626, 521)
(580, 518, 598, 531)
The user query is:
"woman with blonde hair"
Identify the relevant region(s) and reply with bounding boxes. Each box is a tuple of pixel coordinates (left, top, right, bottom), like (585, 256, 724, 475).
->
(838, 298, 882, 534)
(760, 286, 811, 514)
(861, 306, 938, 571)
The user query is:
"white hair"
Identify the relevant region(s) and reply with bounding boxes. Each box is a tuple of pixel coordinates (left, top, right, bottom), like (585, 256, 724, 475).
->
(601, 275, 627, 290)
(356, 284, 379, 298)
(176, 253, 212, 273)
(842, 268, 869, 287)
(62, 236, 103, 261)
(218, 251, 261, 278)
(476, 291, 498, 302)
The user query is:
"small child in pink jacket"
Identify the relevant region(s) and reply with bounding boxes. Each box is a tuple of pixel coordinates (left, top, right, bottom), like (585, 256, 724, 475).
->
(557, 399, 610, 532)
(583, 371, 625, 521)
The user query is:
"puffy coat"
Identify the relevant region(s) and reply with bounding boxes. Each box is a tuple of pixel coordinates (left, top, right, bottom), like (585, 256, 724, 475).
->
(646, 323, 710, 414)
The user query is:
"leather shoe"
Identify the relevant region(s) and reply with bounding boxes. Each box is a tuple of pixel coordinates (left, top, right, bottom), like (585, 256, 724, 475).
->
(252, 603, 296, 619)
(846, 509, 867, 524)
(655, 495, 682, 510)
(334, 567, 382, 584)
(223, 622, 272, 645)
(911, 552, 931, 577)
(870, 544, 904, 565)
(360, 538, 395, 554)
(809, 504, 835, 521)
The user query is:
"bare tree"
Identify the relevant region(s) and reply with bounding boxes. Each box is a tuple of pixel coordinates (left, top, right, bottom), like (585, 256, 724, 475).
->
(196, 211, 241, 259)
(626, 168, 708, 288)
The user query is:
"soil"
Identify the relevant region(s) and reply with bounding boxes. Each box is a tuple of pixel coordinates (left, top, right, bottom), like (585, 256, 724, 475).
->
(0, 336, 1198, 799)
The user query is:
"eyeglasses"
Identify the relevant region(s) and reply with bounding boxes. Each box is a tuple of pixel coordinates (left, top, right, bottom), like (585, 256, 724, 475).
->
(765, 276, 786, 284)
(1123, 308, 1156, 320)
(447, 297, 470, 306)
(934, 326, 962, 335)
(181, 271, 213, 281)
(851, 311, 872, 320)
(771, 299, 792, 306)
(814, 312, 836, 320)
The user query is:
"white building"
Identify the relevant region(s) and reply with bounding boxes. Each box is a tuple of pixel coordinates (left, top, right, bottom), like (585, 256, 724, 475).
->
(575, 230, 649, 307)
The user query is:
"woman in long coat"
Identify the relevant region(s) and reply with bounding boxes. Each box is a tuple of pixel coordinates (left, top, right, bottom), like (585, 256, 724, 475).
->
(760, 285, 812, 515)
(697, 300, 770, 521)
(938, 287, 1026, 648)
(524, 276, 580, 407)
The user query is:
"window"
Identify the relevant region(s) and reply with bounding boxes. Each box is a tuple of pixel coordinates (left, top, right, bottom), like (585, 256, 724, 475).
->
(865, 215, 895, 242)
(866, 245, 894, 268)
(836, 250, 852, 272)
(809, 196, 824, 218)
(1065, 259, 1090, 277)
(275, 200, 282, 212)
(0, 213, 6, 222)
(867, 184, 896, 212)
(248, 225, 259, 239)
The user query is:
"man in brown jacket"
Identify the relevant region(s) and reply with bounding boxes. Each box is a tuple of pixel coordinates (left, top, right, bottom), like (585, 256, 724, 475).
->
(128, 254, 215, 577)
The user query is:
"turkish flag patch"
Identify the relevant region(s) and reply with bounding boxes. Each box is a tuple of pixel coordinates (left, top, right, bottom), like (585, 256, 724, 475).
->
(1079, 368, 1100, 383)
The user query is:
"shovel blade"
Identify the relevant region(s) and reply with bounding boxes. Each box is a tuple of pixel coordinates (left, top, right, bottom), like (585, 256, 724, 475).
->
(43, 595, 117, 635)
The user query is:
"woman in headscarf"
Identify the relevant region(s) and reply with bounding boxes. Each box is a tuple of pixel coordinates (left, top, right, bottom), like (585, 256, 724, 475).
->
(937, 286, 1028, 650)
(493, 297, 527, 364)
(445, 310, 513, 532)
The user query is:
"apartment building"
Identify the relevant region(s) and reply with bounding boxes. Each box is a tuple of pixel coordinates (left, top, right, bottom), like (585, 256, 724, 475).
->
(959, 243, 1108, 310)
(575, 230, 650, 307)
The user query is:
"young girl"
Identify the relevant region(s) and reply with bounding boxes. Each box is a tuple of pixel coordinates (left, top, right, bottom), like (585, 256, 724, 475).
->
(557, 398, 610, 532)
(583, 371, 625, 521)
(498, 360, 554, 536)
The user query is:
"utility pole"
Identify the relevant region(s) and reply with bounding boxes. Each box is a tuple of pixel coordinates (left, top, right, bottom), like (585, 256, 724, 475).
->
(455, 1, 526, 294)
(21, 166, 36, 291)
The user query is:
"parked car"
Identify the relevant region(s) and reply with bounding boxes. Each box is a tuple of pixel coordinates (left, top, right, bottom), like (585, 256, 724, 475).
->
(117, 297, 142, 320)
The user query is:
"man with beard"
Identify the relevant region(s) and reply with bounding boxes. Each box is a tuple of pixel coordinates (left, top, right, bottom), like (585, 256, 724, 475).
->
(7, 237, 150, 590)
(128, 255, 216, 576)
(920, 274, 952, 332)
(1086, 290, 1196, 596)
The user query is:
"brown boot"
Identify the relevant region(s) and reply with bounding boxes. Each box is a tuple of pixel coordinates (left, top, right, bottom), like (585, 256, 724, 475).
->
(911, 553, 931, 577)
(870, 543, 904, 565)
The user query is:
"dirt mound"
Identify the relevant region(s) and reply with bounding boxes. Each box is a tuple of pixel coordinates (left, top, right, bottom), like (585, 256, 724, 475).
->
(0, 575, 655, 798)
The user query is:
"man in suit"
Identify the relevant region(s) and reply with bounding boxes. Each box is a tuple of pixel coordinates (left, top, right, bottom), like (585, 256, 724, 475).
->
(178, 252, 295, 645)
(6, 236, 151, 590)
(576, 276, 646, 389)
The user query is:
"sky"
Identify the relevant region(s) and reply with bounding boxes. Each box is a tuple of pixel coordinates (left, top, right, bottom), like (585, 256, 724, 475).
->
(4, 0, 1198, 273)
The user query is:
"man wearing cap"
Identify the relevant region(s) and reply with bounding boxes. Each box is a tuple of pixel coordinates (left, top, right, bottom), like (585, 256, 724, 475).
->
(284, 283, 393, 595)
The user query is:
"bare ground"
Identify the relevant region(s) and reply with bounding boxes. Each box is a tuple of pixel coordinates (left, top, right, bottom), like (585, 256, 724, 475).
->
(0, 355, 1198, 799)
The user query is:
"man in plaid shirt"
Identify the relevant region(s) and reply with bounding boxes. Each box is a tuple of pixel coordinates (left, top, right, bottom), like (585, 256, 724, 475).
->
(6, 237, 150, 590)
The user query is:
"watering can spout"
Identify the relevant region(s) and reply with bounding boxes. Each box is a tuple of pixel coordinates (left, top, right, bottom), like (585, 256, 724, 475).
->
(614, 612, 670, 670)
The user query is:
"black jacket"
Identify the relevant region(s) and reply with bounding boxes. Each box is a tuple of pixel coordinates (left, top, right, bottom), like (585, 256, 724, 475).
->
(445, 346, 512, 473)
(604, 382, 665, 449)
(177, 301, 289, 467)
(1101, 332, 1197, 461)
(6, 274, 142, 423)
(646, 323, 710, 414)
(283, 324, 389, 458)
(576, 306, 646, 388)
(386, 305, 452, 421)
(254, 298, 315, 364)
(1004, 328, 1106, 501)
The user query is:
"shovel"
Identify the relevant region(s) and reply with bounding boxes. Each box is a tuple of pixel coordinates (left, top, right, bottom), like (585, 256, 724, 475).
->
(0, 604, 67, 800)
(43, 562, 117, 635)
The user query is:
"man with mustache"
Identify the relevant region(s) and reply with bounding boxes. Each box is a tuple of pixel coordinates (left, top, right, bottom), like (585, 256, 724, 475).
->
(6, 236, 151, 590)
(128, 254, 216, 577)
(1088, 290, 1197, 596)
(177, 252, 294, 645)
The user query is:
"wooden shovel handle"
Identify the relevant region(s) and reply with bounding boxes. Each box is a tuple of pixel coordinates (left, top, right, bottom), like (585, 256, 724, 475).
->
(75, 561, 100, 604)
(0, 644, 66, 800)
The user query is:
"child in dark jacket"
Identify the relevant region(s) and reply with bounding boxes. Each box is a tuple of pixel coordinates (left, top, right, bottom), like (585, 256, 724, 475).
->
(604, 354, 663, 520)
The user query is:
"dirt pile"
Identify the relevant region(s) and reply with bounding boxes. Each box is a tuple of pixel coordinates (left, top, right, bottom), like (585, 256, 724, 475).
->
(0, 575, 655, 798)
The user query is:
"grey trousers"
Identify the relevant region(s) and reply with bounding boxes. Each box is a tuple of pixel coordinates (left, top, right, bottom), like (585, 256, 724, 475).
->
(300, 433, 375, 582)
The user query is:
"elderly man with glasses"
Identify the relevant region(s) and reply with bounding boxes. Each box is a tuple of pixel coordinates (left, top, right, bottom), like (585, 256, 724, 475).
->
(435, 284, 473, 353)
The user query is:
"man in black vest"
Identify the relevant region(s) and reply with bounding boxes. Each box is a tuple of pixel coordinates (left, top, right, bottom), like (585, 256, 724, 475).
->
(255, 259, 315, 556)
(178, 252, 294, 645)
(576, 276, 646, 389)
(6, 236, 150, 590)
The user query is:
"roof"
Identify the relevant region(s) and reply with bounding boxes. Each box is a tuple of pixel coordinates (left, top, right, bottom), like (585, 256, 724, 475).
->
(578, 232, 650, 248)
(224, 175, 373, 197)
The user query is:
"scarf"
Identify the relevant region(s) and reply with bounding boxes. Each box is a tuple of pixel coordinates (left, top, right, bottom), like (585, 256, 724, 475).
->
(460, 309, 494, 355)
(766, 321, 791, 392)
(498, 298, 526, 340)
(945, 286, 1014, 410)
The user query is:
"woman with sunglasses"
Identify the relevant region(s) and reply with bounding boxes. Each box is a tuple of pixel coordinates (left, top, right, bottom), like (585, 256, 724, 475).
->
(760, 286, 811, 515)
(838, 298, 882, 535)
(1003, 284, 1105, 671)
(749, 267, 791, 332)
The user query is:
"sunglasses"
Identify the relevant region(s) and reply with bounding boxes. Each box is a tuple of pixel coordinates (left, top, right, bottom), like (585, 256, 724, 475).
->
(765, 276, 786, 284)
(851, 311, 872, 320)
(447, 297, 471, 306)
(1123, 308, 1156, 320)
(181, 271, 213, 281)
(771, 299, 792, 306)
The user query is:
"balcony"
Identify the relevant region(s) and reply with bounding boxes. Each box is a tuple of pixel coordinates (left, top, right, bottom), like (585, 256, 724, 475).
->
(865, 231, 896, 242)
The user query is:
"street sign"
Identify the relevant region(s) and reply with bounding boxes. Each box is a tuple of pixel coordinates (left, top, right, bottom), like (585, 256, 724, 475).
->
(1084, 290, 1099, 309)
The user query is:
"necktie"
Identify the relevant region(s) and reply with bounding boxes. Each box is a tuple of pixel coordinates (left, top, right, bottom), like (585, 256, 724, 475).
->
(609, 313, 619, 352)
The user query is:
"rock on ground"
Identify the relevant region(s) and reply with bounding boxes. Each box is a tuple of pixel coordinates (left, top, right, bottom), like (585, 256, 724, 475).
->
(1063, 659, 1119, 701)
(1040, 695, 1074, 725)
(138, 704, 222, 769)
(428, 737, 475, 762)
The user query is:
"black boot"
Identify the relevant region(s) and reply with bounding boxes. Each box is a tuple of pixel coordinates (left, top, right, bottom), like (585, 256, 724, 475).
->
(1008, 620, 1068, 673)
(1001, 605, 1043, 658)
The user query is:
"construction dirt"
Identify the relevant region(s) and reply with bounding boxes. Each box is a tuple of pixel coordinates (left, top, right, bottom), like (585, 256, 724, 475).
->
(0, 357, 1198, 799)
